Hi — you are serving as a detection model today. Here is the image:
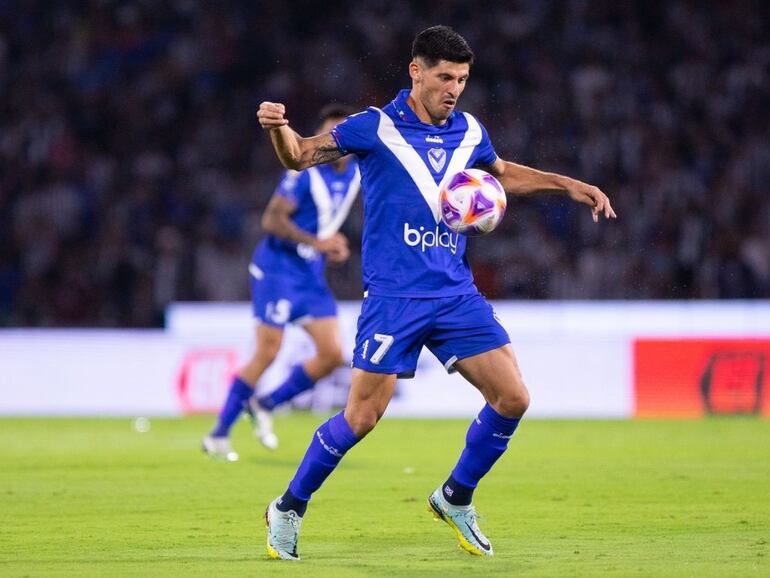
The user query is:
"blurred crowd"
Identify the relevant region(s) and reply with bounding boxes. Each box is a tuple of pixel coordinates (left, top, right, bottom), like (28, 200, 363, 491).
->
(1, 0, 768, 327)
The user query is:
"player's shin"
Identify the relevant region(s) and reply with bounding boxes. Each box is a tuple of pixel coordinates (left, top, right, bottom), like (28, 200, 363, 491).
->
(257, 364, 315, 410)
(445, 403, 521, 505)
(277, 411, 360, 515)
(210, 377, 254, 437)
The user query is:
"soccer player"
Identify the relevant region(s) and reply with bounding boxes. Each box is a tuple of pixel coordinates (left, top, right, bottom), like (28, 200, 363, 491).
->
(256, 26, 616, 559)
(202, 105, 361, 462)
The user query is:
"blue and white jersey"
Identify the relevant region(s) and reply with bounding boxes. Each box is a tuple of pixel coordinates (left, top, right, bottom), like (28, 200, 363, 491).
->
(331, 89, 498, 298)
(252, 160, 361, 286)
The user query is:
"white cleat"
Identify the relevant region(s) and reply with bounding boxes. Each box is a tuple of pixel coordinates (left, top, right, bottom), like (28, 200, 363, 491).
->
(265, 497, 302, 560)
(201, 435, 239, 462)
(248, 397, 279, 451)
(428, 486, 493, 556)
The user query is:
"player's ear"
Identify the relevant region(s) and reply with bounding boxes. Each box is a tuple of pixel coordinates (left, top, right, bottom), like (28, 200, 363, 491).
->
(408, 59, 421, 83)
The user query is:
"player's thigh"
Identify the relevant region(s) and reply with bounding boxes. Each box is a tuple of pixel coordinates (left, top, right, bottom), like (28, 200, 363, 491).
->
(239, 323, 285, 383)
(453, 344, 530, 418)
(302, 316, 343, 361)
(255, 323, 285, 360)
(343, 368, 398, 437)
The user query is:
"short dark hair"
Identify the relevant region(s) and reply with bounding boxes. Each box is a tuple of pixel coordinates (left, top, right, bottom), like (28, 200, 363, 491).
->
(318, 103, 356, 123)
(412, 25, 474, 68)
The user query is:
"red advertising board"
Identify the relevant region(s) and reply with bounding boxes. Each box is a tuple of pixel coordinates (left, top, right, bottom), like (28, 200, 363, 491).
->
(176, 348, 239, 414)
(634, 339, 770, 417)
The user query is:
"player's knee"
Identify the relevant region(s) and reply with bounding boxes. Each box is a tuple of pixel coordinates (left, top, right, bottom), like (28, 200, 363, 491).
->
(316, 348, 345, 375)
(344, 408, 382, 438)
(255, 340, 281, 365)
(497, 384, 530, 418)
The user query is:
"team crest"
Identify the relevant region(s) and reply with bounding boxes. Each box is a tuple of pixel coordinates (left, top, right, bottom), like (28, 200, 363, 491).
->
(427, 148, 446, 173)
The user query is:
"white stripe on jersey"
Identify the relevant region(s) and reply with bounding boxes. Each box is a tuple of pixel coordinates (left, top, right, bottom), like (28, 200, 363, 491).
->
(373, 109, 483, 223)
(320, 165, 360, 240)
(307, 165, 361, 240)
(248, 263, 264, 280)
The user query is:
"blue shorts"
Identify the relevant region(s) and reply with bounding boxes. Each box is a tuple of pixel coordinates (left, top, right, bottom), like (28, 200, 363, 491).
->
(250, 264, 337, 327)
(352, 293, 510, 377)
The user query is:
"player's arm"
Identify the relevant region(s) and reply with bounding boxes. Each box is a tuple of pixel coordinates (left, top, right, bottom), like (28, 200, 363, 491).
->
(485, 158, 617, 223)
(257, 102, 344, 170)
(262, 195, 317, 246)
(262, 196, 350, 262)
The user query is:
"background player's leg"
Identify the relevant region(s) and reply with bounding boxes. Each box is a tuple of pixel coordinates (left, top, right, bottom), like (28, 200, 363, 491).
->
(273, 369, 397, 515)
(209, 324, 283, 438)
(256, 317, 345, 411)
(442, 344, 529, 505)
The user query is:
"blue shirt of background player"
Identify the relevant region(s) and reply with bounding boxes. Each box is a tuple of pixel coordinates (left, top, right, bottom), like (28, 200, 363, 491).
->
(252, 159, 360, 288)
(330, 89, 498, 298)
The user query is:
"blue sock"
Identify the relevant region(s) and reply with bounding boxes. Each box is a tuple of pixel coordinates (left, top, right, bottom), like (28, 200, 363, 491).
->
(257, 364, 315, 411)
(210, 377, 253, 437)
(449, 404, 521, 498)
(287, 411, 359, 501)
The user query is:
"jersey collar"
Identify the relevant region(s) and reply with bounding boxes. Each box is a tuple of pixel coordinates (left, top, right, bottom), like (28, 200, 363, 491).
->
(391, 89, 455, 126)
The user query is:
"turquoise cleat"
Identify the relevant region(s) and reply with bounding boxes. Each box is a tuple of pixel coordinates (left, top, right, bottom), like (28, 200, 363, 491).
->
(427, 486, 493, 556)
(265, 497, 302, 560)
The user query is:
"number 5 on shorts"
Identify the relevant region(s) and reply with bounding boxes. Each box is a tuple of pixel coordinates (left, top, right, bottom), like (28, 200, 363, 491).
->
(370, 333, 394, 365)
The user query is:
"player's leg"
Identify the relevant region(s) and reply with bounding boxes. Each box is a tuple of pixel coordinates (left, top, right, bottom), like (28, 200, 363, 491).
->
(251, 316, 344, 450)
(448, 344, 528, 496)
(255, 316, 345, 412)
(427, 347, 526, 556)
(251, 286, 342, 449)
(266, 295, 426, 559)
(203, 323, 283, 461)
(265, 368, 397, 560)
(426, 295, 526, 555)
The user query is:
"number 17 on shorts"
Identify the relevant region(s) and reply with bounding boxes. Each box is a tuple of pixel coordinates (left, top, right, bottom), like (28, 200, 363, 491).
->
(361, 334, 395, 365)
(352, 295, 434, 376)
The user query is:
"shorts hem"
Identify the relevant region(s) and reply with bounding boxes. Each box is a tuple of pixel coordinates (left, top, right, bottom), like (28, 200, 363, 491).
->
(254, 317, 285, 328)
(351, 360, 415, 377)
(364, 289, 479, 299)
(443, 339, 511, 372)
(293, 313, 337, 326)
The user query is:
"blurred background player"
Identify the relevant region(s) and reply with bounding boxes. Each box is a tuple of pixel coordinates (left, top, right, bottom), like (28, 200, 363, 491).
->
(257, 25, 615, 559)
(202, 105, 360, 461)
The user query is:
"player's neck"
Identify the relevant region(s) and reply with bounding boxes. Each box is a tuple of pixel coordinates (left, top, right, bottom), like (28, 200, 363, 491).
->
(407, 92, 447, 127)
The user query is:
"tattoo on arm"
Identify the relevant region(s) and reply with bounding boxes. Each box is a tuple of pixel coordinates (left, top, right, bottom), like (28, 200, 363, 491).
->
(311, 144, 344, 165)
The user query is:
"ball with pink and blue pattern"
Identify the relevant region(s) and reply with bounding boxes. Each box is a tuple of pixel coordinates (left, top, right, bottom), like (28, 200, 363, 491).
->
(439, 169, 507, 235)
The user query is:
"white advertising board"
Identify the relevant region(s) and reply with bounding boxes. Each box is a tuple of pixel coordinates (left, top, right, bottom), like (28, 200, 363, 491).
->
(1, 301, 768, 417)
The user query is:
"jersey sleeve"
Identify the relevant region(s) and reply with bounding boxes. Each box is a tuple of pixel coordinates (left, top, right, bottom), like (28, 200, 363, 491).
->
(330, 108, 379, 156)
(472, 118, 499, 167)
(273, 170, 308, 206)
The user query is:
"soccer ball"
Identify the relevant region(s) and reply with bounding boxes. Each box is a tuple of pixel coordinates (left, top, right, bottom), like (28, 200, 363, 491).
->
(439, 168, 507, 235)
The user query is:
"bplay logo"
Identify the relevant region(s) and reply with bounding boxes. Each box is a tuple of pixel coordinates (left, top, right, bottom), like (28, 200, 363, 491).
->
(403, 223, 459, 254)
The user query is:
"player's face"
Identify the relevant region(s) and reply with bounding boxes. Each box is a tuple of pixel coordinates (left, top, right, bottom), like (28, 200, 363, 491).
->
(410, 59, 470, 124)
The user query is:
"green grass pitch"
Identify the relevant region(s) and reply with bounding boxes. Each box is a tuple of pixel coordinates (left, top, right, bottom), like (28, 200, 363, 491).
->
(1, 415, 768, 577)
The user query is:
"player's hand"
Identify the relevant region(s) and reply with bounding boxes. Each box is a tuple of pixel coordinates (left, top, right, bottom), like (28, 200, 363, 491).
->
(257, 101, 290, 130)
(315, 233, 350, 264)
(564, 179, 617, 222)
